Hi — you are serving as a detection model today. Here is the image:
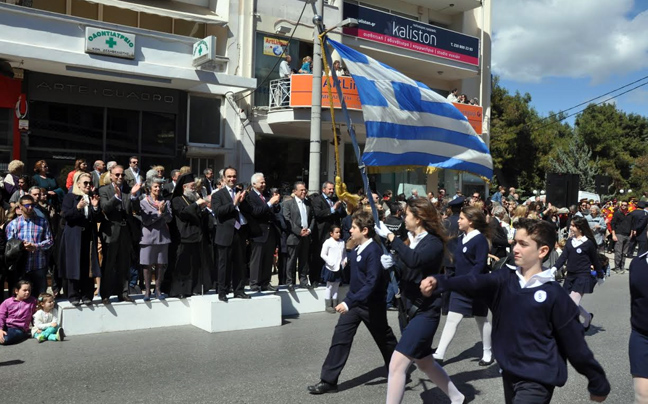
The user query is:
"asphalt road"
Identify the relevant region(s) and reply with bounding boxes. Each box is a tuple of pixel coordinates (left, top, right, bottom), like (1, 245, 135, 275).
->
(0, 268, 636, 403)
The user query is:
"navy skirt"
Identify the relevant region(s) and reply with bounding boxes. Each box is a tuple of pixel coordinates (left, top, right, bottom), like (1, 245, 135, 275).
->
(563, 274, 595, 294)
(395, 307, 441, 359)
(630, 329, 648, 378)
(321, 266, 343, 283)
(448, 291, 488, 317)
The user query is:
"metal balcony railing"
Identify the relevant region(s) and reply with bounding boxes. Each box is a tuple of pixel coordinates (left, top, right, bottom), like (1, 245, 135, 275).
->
(269, 78, 291, 109)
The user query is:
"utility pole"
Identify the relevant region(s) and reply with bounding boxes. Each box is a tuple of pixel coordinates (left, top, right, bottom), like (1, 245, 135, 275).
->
(308, 0, 324, 194)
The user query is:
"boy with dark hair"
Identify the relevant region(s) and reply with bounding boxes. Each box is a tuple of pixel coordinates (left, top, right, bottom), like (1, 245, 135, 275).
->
(421, 218, 610, 403)
(307, 211, 397, 395)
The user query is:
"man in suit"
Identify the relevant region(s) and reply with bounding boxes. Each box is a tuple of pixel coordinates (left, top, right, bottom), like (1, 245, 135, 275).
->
(123, 156, 144, 188)
(98, 165, 141, 303)
(203, 168, 217, 195)
(311, 181, 347, 287)
(632, 201, 648, 256)
(283, 181, 316, 291)
(307, 211, 397, 394)
(163, 169, 180, 200)
(212, 167, 253, 302)
(489, 205, 510, 259)
(91, 160, 105, 189)
(247, 173, 281, 292)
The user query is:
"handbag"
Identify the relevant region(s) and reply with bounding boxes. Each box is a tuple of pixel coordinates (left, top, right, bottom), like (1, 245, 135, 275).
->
(5, 237, 25, 272)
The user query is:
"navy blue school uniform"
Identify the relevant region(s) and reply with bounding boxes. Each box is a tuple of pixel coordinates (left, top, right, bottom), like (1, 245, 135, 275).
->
(554, 237, 602, 294)
(629, 252, 648, 378)
(448, 231, 490, 317)
(318, 240, 397, 385)
(390, 232, 444, 359)
(435, 267, 611, 401)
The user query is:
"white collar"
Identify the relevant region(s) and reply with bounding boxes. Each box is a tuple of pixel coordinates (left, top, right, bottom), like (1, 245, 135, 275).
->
(571, 236, 588, 248)
(407, 231, 428, 249)
(514, 266, 555, 288)
(462, 229, 481, 244)
(356, 238, 373, 255)
(294, 196, 304, 203)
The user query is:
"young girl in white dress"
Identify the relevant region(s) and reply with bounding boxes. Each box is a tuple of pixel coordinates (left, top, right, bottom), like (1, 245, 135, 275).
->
(32, 293, 63, 342)
(320, 225, 347, 313)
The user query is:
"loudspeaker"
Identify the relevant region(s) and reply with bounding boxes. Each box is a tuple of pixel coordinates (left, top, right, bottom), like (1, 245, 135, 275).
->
(595, 175, 612, 196)
(546, 173, 579, 208)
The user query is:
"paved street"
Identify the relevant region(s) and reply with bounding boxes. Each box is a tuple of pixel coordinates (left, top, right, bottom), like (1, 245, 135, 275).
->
(0, 268, 636, 403)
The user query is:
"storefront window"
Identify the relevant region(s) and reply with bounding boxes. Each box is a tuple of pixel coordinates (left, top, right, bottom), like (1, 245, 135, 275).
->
(0, 108, 12, 145)
(30, 101, 103, 151)
(106, 108, 139, 154)
(188, 95, 221, 145)
(142, 111, 176, 156)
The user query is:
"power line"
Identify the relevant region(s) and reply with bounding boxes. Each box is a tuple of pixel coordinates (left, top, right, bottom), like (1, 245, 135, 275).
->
(233, 1, 309, 103)
(536, 74, 648, 124)
(532, 79, 648, 132)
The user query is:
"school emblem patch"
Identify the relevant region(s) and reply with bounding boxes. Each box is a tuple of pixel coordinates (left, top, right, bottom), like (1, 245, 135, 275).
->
(534, 290, 547, 303)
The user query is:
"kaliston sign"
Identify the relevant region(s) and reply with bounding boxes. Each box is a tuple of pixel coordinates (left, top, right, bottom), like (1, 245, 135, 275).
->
(343, 3, 480, 67)
(85, 27, 136, 60)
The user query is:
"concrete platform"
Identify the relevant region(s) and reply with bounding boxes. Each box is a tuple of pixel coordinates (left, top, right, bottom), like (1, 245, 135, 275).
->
(191, 293, 282, 333)
(277, 286, 328, 316)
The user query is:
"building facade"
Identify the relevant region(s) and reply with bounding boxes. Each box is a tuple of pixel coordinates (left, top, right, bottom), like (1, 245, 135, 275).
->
(249, 0, 492, 196)
(0, 0, 256, 179)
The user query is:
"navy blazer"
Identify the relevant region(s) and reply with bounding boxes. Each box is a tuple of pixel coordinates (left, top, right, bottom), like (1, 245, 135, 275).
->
(246, 189, 280, 243)
(632, 209, 648, 242)
(344, 241, 386, 310)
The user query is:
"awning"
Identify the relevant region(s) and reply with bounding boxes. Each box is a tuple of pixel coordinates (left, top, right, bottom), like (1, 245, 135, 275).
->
(84, 0, 227, 25)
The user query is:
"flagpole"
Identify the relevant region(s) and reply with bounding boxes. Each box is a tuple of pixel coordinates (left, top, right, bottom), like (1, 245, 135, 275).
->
(320, 35, 380, 224)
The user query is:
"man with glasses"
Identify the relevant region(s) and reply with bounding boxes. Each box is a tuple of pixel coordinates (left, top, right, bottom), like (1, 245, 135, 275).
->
(99, 165, 141, 303)
(611, 200, 633, 274)
(124, 156, 144, 188)
(6, 195, 53, 296)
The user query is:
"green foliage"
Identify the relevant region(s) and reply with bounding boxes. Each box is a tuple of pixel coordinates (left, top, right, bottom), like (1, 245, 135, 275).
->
(490, 77, 648, 194)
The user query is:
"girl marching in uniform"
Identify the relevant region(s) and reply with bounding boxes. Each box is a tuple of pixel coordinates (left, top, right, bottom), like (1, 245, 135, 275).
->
(433, 206, 493, 366)
(375, 198, 465, 404)
(320, 225, 347, 313)
(552, 216, 604, 330)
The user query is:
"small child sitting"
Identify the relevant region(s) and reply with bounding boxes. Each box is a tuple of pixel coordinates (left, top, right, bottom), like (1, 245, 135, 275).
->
(0, 280, 37, 345)
(32, 293, 64, 342)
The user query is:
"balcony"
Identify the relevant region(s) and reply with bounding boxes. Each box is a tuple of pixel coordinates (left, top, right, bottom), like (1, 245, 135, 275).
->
(264, 74, 482, 136)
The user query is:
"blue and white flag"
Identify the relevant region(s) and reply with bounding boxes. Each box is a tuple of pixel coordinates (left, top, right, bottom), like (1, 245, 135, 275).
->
(327, 39, 492, 180)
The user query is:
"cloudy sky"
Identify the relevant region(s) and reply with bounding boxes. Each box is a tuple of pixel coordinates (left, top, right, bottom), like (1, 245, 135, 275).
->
(492, 0, 648, 121)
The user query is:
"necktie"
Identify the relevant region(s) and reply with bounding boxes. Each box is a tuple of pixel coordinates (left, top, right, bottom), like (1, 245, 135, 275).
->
(230, 188, 241, 229)
(260, 193, 266, 203)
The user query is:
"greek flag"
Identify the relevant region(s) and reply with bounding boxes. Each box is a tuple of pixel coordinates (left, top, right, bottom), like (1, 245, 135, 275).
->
(328, 39, 492, 180)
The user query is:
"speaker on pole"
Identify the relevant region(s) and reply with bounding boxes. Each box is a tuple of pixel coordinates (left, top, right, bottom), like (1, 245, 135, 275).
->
(546, 173, 580, 208)
(595, 174, 613, 196)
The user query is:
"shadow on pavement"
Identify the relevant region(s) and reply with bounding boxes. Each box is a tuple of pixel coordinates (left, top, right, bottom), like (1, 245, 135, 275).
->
(0, 359, 24, 367)
(338, 366, 387, 391)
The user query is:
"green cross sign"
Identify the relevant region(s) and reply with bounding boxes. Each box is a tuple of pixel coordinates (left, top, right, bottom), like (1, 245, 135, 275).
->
(105, 37, 117, 48)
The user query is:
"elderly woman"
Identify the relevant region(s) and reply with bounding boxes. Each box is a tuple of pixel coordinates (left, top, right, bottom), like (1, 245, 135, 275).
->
(65, 158, 88, 190)
(139, 177, 173, 301)
(4, 160, 25, 200)
(588, 205, 607, 253)
(59, 172, 101, 306)
(32, 160, 65, 206)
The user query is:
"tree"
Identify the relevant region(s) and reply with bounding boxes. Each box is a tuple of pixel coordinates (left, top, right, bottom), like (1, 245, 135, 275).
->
(548, 133, 600, 192)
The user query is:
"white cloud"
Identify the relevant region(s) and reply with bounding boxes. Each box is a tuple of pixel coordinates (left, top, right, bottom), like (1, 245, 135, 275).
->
(492, 0, 648, 83)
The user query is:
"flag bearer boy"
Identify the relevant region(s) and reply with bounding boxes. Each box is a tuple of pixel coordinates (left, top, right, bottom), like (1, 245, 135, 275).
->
(421, 218, 610, 403)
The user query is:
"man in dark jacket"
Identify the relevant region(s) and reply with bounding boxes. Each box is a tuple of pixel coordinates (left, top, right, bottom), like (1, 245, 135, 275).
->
(611, 200, 633, 274)
(311, 181, 347, 286)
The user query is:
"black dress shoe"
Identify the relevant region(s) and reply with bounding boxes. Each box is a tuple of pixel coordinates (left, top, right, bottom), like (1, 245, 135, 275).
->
(478, 358, 495, 366)
(249, 285, 261, 292)
(82, 297, 93, 306)
(287, 285, 295, 292)
(101, 298, 111, 305)
(307, 381, 338, 395)
(234, 292, 251, 299)
(119, 295, 135, 303)
(69, 299, 81, 307)
(218, 294, 228, 302)
(261, 284, 277, 292)
(299, 282, 310, 289)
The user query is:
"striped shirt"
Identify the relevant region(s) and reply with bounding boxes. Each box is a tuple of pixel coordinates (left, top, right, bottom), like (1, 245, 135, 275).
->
(6, 215, 53, 272)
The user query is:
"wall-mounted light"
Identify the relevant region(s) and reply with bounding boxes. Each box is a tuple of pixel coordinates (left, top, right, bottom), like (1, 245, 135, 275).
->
(276, 25, 292, 34)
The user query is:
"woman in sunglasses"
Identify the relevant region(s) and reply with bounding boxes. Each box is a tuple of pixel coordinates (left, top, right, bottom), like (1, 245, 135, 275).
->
(59, 172, 101, 306)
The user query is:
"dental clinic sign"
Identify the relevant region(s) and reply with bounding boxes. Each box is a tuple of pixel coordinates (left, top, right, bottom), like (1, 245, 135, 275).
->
(342, 3, 479, 67)
(85, 27, 136, 59)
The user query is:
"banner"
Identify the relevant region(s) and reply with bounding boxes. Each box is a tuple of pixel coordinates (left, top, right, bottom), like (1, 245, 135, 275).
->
(342, 3, 480, 67)
(453, 103, 483, 134)
(263, 37, 289, 57)
(289, 74, 362, 110)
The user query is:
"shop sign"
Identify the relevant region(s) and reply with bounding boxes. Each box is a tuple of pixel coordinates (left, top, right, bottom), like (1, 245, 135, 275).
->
(343, 3, 480, 67)
(453, 103, 483, 134)
(290, 74, 362, 110)
(85, 27, 136, 59)
(263, 37, 289, 57)
(193, 36, 217, 67)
